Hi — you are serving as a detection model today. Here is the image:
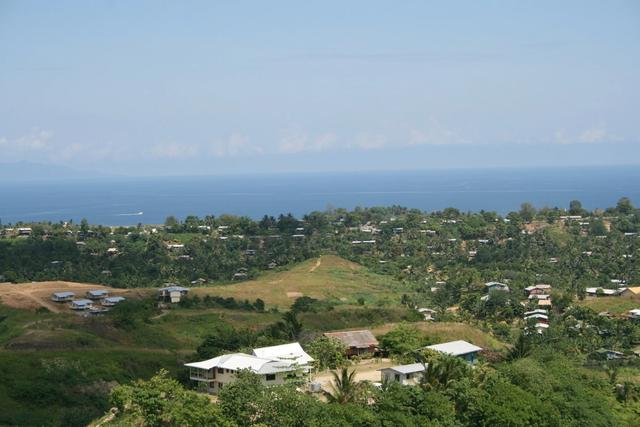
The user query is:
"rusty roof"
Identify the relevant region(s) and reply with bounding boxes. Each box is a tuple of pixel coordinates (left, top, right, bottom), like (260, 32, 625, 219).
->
(324, 330, 379, 348)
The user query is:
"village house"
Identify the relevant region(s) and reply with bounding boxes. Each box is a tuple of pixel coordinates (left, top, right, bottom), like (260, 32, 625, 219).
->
(17, 227, 32, 236)
(251, 342, 314, 371)
(86, 289, 110, 299)
(417, 308, 437, 321)
(158, 285, 189, 303)
(70, 299, 94, 310)
(628, 308, 640, 320)
(379, 363, 427, 386)
(102, 296, 126, 307)
(485, 282, 510, 292)
(524, 284, 552, 296)
(324, 330, 379, 357)
(620, 287, 640, 297)
(51, 291, 75, 302)
(424, 340, 483, 364)
(185, 352, 306, 394)
(586, 287, 624, 297)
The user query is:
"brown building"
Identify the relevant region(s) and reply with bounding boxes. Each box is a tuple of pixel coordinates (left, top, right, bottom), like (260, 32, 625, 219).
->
(324, 330, 379, 357)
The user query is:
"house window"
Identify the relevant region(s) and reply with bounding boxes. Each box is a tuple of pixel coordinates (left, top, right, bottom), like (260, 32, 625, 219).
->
(266, 374, 276, 381)
(218, 368, 224, 374)
(218, 382, 224, 389)
(394, 374, 400, 382)
(406, 374, 413, 379)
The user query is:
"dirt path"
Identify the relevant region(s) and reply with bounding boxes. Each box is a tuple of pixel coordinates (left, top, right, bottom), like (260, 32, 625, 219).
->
(313, 358, 394, 391)
(309, 257, 322, 272)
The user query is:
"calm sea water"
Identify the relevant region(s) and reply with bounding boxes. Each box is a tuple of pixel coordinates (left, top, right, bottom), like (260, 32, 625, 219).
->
(1, 167, 639, 225)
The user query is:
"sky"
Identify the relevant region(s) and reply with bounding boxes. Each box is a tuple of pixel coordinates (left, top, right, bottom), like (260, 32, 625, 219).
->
(1, 0, 639, 176)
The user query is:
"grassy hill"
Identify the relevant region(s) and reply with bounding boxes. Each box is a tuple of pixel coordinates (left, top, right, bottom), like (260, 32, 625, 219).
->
(577, 295, 640, 315)
(0, 255, 513, 426)
(190, 255, 406, 308)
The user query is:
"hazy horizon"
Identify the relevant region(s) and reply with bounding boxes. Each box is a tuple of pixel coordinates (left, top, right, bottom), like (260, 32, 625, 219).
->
(1, 1, 639, 177)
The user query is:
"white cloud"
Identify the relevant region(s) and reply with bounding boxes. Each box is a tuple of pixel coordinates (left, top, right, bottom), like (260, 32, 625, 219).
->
(210, 133, 264, 157)
(151, 142, 199, 159)
(351, 132, 388, 150)
(278, 130, 337, 153)
(0, 129, 53, 151)
(553, 124, 620, 145)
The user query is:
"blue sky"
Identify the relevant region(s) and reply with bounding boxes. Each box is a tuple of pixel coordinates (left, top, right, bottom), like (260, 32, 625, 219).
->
(1, 0, 639, 176)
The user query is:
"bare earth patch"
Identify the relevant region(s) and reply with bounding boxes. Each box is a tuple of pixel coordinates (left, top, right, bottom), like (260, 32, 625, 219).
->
(286, 292, 303, 298)
(0, 281, 139, 312)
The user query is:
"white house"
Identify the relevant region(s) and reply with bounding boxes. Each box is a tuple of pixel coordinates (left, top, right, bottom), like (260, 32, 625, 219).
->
(159, 285, 189, 303)
(70, 299, 94, 310)
(424, 340, 483, 364)
(524, 309, 548, 317)
(86, 289, 110, 299)
(586, 287, 623, 297)
(102, 296, 126, 307)
(417, 308, 437, 321)
(485, 282, 510, 292)
(185, 352, 305, 394)
(379, 363, 427, 386)
(51, 291, 75, 302)
(251, 343, 314, 371)
(628, 309, 640, 319)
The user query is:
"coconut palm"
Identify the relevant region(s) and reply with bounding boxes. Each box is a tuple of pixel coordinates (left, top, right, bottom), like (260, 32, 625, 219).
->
(327, 367, 362, 404)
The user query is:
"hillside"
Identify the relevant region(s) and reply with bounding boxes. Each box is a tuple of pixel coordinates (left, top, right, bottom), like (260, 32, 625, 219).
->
(190, 255, 404, 308)
(0, 256, 446, 425)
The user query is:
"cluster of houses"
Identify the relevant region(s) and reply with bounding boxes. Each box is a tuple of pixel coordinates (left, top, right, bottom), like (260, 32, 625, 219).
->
(586, 286, 640, 298)
(523, 309, 549, 334)
(185, 328, 484, 395)
(50, 289, 125, 313)
(524, 284, 552, 308)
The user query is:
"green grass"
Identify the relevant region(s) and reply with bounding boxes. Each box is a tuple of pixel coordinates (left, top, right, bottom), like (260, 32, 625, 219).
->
(0, 349, 180, 427)
(578, 296, 640, 315)
(190, 255, 409, 308)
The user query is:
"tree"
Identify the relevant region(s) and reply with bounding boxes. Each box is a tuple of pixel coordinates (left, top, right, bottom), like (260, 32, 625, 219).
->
(110, 369, 231, 427)
(569, 200, 586, 216)
(379, 323, 424, 357)
(197, 324, 254, 359)
(306, 336, 348, 371)
(327, 367, 364, 404)
(616, 197, 634, 215)
(218, 370, 264, 426)
(164, 215, 179, 228)
(519, 202, 537, 223)
(276, 311, 304, 341)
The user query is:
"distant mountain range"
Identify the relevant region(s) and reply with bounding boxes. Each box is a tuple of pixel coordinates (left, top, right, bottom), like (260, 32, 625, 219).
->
(0, 161, 113, 181)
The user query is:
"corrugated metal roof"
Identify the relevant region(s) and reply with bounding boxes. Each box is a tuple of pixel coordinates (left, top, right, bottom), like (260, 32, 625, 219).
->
(252, 342, 314, 365)
(53, 292, 75, 298)
(380, 363, 427, 374)
(324, 330, 379, 348)
(185, 353, 297, 375)
(425, 340, 482, 356)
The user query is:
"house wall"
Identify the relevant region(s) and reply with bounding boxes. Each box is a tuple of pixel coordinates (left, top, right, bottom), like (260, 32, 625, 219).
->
(191, 368, 291, 394)
(381, 370, 421, 386)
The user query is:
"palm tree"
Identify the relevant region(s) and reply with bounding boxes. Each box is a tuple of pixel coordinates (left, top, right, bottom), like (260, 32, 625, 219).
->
(327, 367, 361, 404)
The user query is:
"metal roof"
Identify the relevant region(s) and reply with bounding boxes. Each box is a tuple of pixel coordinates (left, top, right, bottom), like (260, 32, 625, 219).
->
(71, 299, 93, 305)
(252, 342, 314, 365)
(324, 330, 379, 348)
(159, 286, 189, 292)
(425, 340, 482, 356)
(87, 289, 109, 295)
(380, 363, 427, 375)
(185, 353, 298, 375)
(104, 296, 126, 303)
(53, 292, 75, 298)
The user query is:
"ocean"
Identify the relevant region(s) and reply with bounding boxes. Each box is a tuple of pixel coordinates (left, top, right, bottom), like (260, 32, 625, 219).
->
(1, 166, 639, 226)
